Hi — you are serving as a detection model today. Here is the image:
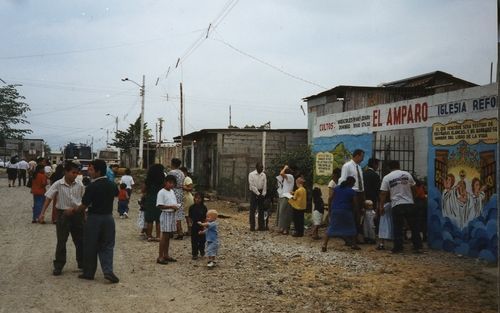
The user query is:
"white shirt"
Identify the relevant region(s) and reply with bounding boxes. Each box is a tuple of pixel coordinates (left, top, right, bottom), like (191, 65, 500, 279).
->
(156, 188, 178, 212)
(120, 175, 135, 189)
(276, 174, 294, 198)
(45, 177, 85, 210)
(248, 170, 267, 196)
(380, 170, 415, 207)
(44, 165, 52, 176)
(7, 162, 18, 169)
(17, 160, 29, 170)
(339, 159, 364, 192)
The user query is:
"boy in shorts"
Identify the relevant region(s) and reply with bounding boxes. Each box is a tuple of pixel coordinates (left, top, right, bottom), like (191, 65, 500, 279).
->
(156, 175, 180, 264)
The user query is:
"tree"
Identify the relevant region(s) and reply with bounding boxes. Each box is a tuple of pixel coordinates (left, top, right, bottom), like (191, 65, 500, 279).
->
(0, 85, 31, 143)
(110, 116, 153, 152)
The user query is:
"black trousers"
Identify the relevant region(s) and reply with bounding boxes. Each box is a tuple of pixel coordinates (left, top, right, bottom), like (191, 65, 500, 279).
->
(249, 192, 266, 230)
(292, 209, 304, 236)
(18, 169, 27, 186)
(392, 203, 422, 251)
(191, 228, 206, 256)
(53, 210, 84, 271)
(82, 214, 115, 277)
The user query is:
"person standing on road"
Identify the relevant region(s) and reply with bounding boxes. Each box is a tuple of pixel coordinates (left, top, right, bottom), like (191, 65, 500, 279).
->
(119, 168, 135, 198)
(76, 159, 120, 283)
(38, 161, 85, 276)
(322, 176, 360, 252)
(276, 165, 294, 235)
(7, 156, 18, 187)
(168, 158, 185, 240)
(248, 162, 267, 231)
(288, 176, 307, 237)
(339, 149, 365, 241)
(379, 160, 422, 254)
(181, 166, 194, 236)
(143, 164, 165, 242)
(17, 158, 29, 186)
(31, 164, 48, 223)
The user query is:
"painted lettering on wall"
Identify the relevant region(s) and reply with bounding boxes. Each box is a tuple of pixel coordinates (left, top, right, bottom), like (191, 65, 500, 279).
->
(432, 118, 498, 146)
(315, 152, 334, 176)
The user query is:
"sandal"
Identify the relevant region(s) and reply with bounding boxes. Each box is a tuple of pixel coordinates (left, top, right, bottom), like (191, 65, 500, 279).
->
(165, 257, 177, 262)
(321, 246, 327, 252)
(147, 237, 160, 242)
(351, 245, 361, 250)
(156, 258, 168, 265)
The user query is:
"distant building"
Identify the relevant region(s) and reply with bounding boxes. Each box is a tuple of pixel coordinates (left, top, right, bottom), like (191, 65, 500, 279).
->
(177, 128, 307, 199)
(0, 138, 45, 161)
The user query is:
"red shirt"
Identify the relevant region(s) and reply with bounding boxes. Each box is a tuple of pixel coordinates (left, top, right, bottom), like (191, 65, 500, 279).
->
(31, 173, 47, 196)
(118, 189, 128, 201)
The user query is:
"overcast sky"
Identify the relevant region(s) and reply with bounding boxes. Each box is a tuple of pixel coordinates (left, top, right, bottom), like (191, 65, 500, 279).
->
(0, 0, 497, 151)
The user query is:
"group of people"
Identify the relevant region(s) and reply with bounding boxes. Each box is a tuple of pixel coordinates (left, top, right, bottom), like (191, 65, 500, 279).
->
(6, 156, 50, 188)
(248, 148, 425, 254)
(32, 159, 121, 283)
(138, 158, 219, 268)
(322, 150, 424, 253)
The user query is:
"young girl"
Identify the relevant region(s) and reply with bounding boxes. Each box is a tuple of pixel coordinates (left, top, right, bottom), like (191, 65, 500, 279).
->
(199, 209, 219, 268)
(362, 200, 377, 244)
(288, 176, 307, 237)
(311, 187, 324, 240)
(117, 183, 129, 218)
(155, 175, 180, 264)
(377, 201, 393, 250)
(189, 192, 207, 260)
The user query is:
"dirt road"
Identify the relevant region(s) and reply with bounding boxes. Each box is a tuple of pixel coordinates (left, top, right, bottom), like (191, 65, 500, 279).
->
(0, 176, 497, 313)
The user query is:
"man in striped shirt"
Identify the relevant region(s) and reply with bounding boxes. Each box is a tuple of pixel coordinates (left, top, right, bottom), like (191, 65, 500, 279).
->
(39, 161, 85, 276)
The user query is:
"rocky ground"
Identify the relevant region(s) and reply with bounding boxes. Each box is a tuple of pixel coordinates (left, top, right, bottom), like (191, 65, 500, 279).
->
(0, 174, 497, 313)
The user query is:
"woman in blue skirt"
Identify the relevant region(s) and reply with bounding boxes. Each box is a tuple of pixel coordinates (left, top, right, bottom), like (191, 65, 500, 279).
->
(321, 176, 360, 251)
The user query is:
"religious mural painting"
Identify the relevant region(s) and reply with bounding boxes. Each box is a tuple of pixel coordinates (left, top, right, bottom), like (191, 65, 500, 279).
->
(428, 118, 497, 262)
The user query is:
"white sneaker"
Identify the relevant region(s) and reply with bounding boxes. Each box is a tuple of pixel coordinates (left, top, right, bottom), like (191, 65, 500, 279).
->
(119, 215, 124, 219)
(124, 213, 129, 218)
(207, 261, 215, 268)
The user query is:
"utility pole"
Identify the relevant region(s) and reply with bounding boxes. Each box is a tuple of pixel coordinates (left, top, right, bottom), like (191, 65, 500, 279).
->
(180, 82, 184, 164)
(106, 129, 109, 146)
(158, 117, 164, 164)
(138, 75, 145, 169)
(229, 105, 232, 127)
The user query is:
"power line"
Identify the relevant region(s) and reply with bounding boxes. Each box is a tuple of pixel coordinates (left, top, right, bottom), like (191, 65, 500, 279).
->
(212, 35, 327, 90)
(0, 29, 206, 60)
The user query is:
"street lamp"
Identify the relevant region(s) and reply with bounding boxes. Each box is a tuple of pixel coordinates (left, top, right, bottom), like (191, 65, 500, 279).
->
(121, 75, 145, 169)
(106, 113, 119, 134)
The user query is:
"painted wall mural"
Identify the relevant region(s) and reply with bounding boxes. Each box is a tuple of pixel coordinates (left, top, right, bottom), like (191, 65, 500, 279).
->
(428, 119, 497, 262)
(313, 134, 372, 185)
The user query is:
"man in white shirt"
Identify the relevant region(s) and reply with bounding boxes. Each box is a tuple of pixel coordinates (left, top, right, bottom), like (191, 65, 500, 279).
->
(38, 161, 85, 276)
(17, 158, 30, 186)
(248, 162, 267, 231)
(379, 160, 422, 253)
(339, 149, 365, 239)
(276, 165, 295, 234)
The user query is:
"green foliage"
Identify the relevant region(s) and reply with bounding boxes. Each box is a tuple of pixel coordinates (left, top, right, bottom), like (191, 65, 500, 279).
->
(110, 116, 153, 152)
(267, 145, 314, 196)
(0, 85, 32, 142)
